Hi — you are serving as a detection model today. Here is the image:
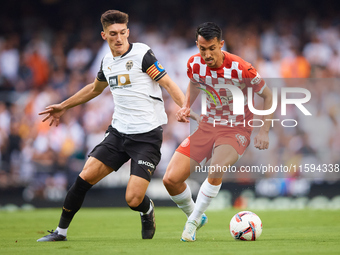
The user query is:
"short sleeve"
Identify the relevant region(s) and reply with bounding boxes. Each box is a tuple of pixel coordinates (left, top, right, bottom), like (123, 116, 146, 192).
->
(187, 57, 198, 84)
(96, 59, 107, 82)
(142, 49, 167, 81)
(243, 64, 266, 94)
(187, 59, 193, 80)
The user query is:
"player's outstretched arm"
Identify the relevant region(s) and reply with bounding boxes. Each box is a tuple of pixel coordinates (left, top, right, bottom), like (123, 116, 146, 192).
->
(158, 74, 185, 108)
(254, 86, 273, 150)
(39, 79, 108, 127)
(175, 81, 202, 123)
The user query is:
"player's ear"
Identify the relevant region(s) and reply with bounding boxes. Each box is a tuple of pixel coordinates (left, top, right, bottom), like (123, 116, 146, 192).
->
(196, 41, 198, 48)
(220, 40, 225, 49)
(101, 31, 107, 40)
(126, 28, 130, 38)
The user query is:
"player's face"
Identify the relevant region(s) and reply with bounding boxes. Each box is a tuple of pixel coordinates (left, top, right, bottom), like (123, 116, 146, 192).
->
(101, 23, 130, 57)
(196, 35, 224, 68)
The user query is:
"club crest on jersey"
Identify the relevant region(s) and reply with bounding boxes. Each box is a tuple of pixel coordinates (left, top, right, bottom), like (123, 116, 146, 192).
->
(126, 60, 133, 71)
(236, 134, 247, 147)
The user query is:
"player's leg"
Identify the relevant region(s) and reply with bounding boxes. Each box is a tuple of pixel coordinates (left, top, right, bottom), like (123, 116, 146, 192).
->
(124, 126, 163, 239)
(126, 158, 157, 239)
(189, 144, 238, 222)
(125, 174, 156, 239)
(181, 144, 238, 242)
(37, 126, 129, 242)
(164, 128, 213, 223)
(125, 175, 150, 208)
(163, 151, 197, 218)
(37, 157, 115, 242)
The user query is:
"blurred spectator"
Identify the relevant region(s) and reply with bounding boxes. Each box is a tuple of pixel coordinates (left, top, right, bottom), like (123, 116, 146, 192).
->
(303, 33, 333, 67)
(25, 50, 49, 88)
(0, 34, 20, 83)
(281, 47, 311, 78)
(66, 42, 93, 71)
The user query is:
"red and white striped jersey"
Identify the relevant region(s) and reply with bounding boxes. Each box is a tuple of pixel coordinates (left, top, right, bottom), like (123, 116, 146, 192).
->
(187, 51, 266, 131)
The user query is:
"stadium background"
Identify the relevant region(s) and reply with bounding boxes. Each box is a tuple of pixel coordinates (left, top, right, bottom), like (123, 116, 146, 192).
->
(0, 0, 340, 210)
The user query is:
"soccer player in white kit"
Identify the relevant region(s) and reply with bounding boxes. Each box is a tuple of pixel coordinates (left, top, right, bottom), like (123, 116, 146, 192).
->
(37, 10, 185, 241)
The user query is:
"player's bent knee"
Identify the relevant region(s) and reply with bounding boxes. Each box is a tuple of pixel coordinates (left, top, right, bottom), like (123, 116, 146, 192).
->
(207, 178, 223, 186)
(163, 175, 178, 190)
(78, 173, 93, 185)
(126, 194, 144, 208)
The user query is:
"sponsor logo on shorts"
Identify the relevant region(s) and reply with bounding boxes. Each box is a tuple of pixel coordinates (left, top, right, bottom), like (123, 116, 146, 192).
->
(236, 134, 247, 147)
(138, 160, 155, 169)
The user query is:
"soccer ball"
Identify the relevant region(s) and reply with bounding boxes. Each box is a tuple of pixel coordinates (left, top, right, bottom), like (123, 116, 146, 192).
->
(229, 211, 262, 241)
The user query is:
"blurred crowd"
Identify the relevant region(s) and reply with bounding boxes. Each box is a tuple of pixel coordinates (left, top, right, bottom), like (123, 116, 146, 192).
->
(0, 0, 340, 201)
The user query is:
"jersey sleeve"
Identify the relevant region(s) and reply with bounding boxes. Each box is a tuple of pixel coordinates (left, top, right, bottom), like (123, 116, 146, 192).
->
(243, 63, 266, 94)
(142, 49, 167, 81)
(187, 57, 197, 84)
(187, 58, 193, 79)
(96, 59, 107, 82)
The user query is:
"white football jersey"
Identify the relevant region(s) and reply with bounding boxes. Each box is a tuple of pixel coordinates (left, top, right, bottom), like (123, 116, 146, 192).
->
(97, 43, 167, 134)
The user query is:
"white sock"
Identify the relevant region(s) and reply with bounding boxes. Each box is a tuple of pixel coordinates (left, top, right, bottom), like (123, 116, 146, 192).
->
(188, 179, 221, 223)
(170, 183, 195, 217)
(56, 226, 67, 237)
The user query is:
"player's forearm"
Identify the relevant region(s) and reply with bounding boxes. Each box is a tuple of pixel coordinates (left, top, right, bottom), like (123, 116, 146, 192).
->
(167, 84, 185, 107)
(183, 81, 200, 108)
(158, 74, 185, 107)
(60, 83, 102, 110)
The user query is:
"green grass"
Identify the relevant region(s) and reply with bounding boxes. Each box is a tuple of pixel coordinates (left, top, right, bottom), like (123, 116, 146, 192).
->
(0, 207, 339, 255)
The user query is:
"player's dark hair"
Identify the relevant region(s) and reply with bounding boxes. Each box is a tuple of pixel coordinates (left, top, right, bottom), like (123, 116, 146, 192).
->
(196, 22, 222, 41)
(101, 10, 129, 29)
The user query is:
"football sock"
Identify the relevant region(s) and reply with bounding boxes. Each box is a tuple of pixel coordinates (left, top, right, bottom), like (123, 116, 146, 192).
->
(188, 178, 221, 223)
(58, 176, 93, 229)
(129, 195, 151, 214)
(144, 201, 153, 215)
(56, 226, 67, 237)
(170, 183, 195, 217)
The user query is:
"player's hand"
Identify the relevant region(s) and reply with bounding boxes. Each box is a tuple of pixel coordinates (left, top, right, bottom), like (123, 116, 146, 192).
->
(176, 107, 190, 123)
(38, 104, 66, 127)
(254, 130, 269, 150)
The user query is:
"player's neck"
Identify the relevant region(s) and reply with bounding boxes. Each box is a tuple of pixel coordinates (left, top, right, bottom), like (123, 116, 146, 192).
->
(111, 43, 130, 57)
(213, 51, 225, 68)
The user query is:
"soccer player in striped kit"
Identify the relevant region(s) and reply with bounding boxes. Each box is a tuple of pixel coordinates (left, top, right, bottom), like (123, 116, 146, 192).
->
(163, 22, 273, 242)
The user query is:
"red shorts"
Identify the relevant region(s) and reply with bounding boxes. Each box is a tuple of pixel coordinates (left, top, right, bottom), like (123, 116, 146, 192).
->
(176, 122, 251, 164)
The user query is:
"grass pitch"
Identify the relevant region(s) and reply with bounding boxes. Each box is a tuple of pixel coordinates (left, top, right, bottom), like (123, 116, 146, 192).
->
(0, 207, 339, 255)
